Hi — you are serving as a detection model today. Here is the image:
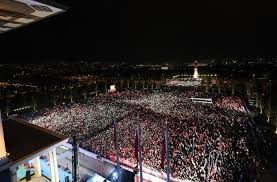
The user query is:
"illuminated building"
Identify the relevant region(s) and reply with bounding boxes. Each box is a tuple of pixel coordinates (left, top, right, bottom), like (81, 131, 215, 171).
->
(193, 60, 199, 79)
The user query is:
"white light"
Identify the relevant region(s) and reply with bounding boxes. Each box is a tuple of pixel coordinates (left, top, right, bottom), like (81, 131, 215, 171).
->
(109, 85, 116, 92)
(111, 171, 118, 181)
(193, 67, 199, 79)
(91, 175, 105, 182)
(60, 145, 69, 150)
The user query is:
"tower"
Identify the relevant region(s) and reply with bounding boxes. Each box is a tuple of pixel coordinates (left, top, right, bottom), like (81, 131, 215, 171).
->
(193, 60, 199, 79)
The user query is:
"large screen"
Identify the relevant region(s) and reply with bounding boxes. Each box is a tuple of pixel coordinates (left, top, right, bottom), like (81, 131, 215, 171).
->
(0, 0, 65, 33)
(109, 85, 116, 92)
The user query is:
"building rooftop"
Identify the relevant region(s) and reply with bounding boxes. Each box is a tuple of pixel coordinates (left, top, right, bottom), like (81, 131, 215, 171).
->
(0, 0, 65, 34)
(2, 117, 67, 164)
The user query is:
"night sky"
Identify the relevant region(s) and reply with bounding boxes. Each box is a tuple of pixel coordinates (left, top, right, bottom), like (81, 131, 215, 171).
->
(0, 1, 276, 63)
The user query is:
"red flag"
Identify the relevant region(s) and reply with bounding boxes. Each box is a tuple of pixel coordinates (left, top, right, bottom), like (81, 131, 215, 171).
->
(134, 130, 138, 162)
(161, 134, 166, 169)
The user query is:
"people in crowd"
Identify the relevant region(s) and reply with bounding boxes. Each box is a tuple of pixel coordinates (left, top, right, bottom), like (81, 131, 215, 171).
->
(27, 89, 267, 181)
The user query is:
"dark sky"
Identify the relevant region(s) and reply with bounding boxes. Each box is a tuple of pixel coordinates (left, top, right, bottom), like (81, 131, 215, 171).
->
(0, 1, 276, 63)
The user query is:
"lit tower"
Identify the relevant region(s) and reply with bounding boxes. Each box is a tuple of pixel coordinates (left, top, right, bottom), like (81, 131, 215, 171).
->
(193, 60, 199, 79)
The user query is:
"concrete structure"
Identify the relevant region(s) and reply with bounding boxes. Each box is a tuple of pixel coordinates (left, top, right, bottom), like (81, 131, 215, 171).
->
(0, 0, 66, 34)
(0, 111, 8, 161)
(0, 114, 68, 182)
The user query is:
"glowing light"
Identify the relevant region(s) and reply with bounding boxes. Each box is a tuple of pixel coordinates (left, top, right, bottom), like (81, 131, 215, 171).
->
(60, 145, 69, 150)
(111, 171, 119, 181)
(109, 85, 116, 92)
(91, 174, 105, 181)
(193, 60, 199, 79)
(193, 68, 199, 79)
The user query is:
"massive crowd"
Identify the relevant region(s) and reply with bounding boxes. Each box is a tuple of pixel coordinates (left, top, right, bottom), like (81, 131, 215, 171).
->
(214, 95, 246, 113)
(27, 88, 267, 181)
(165, 78, 203, 87)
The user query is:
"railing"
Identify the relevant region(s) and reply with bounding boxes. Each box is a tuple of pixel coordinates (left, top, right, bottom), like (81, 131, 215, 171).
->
(190, 97, 213, 104)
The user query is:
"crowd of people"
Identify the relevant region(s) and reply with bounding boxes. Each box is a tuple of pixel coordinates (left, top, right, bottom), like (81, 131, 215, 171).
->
(26, 88, 267, 181)
(214, 95, 246, 113)
(165, 78, 203, 87)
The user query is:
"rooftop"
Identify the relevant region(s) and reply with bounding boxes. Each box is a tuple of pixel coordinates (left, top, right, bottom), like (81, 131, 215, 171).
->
(2, 117, 67, 164)
(0, 0, 65, 34)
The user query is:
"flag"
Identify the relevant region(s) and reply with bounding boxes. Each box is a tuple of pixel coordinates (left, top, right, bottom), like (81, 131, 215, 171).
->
(134, 130, 138, 162)
(113, 117, 120, 172)
(113, 120, 117, 151)
(161, 133, 166, 169)
(137, 127, 143, 182)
